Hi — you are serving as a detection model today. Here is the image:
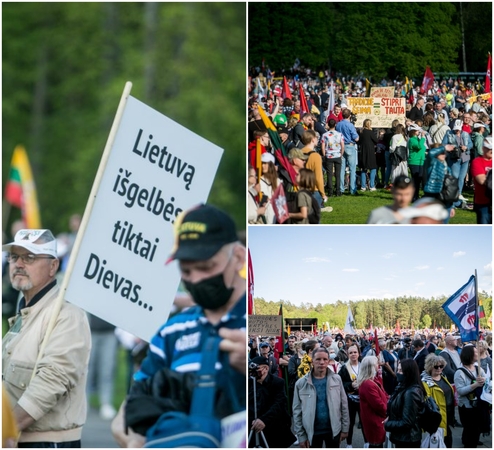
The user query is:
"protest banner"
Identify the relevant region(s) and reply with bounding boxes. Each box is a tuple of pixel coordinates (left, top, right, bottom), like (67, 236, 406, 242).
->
(370, 86, 395, 98)
(347, 97, 406, 128)
(63, 82, 224, 341)
(248, 315, 283, 336)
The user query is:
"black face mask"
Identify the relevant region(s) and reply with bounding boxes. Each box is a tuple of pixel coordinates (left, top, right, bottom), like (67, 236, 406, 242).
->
(397, 373, 405, 383)
(183, 273, 234, 311)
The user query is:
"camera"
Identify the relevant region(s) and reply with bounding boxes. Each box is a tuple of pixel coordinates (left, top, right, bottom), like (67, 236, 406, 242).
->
(350, 113, 357, 124)
(249, 362, 261, 379)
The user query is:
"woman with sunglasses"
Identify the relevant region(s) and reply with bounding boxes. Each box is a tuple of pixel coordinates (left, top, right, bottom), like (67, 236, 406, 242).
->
(421, 353, 454, 448)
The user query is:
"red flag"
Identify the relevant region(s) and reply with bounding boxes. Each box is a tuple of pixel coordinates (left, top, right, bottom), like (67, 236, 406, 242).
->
(282, 76, 292, 100)
(486, 53, 492, 105)
(276, 304, 285, 354)
(374, 328, 380, 357)
(395, 320, 401, 335)
(299, 83, 310, 115)
(270, 183, 290, 224)
(248, 249, 254, 315)
(420, 66, 434, 94)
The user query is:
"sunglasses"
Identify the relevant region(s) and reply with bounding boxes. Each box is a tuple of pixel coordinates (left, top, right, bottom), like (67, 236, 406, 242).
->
(434, 365, 445, 370)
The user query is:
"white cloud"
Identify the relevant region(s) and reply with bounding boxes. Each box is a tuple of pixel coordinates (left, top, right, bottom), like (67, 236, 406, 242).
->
(303, 257, 330, 263)
(415, 265, 430, 270)
(343, 268, 359, 272)
(484, 262, 492, 275)
(453, 251, 466, 258)
(382, 253, 396, 259)
(416, 282, 425, 287)
(437, 267, 444, 271)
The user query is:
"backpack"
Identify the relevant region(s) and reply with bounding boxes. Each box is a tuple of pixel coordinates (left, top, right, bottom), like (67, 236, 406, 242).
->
(298, 189, 321, 224)
(439, 174, 459, 203)
(485, 169, 492, 199)
(144, 337, 222, 448)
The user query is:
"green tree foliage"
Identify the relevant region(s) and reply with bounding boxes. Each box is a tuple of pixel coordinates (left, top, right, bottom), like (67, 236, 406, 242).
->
(252, 294, 493, 331)
(249, 2, 490, 79)
(421, 314, 432, 329)
(3, 3, 246, 235)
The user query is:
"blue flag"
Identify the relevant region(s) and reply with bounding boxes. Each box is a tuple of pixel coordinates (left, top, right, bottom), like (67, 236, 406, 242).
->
(442, 275, 478, 342)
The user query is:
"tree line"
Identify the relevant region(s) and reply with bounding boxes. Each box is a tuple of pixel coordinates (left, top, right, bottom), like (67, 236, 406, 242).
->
(253, 294, 492, 331)
(249, 2, 492, 80)
(3, 3, 246, 236)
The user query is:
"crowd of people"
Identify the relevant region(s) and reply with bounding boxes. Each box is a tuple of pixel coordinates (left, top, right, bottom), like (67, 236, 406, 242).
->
(248, 327, 492, 448)
(248, 73, 492, 224)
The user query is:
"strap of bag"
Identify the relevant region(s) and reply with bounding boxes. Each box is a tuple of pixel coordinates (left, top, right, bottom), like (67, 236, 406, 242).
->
(458, 367, 477, 381)
(189, 336, 221, 416)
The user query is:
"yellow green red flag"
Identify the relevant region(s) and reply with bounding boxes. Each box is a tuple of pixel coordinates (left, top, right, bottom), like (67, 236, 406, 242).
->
(4, 145, 41, 228)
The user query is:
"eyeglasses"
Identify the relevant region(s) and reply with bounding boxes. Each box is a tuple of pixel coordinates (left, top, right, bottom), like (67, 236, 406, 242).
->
(7, 253, 55, 265)
(433, 365, 445, 370)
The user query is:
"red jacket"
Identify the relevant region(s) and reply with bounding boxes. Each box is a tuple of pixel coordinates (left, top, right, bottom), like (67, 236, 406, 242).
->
(248, 140, 267, 169)
(359, 377, 389, 445)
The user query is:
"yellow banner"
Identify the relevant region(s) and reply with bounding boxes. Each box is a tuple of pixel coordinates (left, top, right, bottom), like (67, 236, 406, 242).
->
(346, 97, 406, 128)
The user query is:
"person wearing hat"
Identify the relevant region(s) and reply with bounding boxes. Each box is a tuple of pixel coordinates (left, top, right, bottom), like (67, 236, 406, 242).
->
(442, 119, 473, 208)
(259, 341, 279, 376)
(259, 152, 282, 224)
(471, 122, 486, 158)
(2, 229, 91, 447)
(248, 357, 296, 448)
(277, 124, 296, 152)
(112, 204, 246, 447)
(288, 147, 309, 173)
(471, 135, 492, 224)
(407, 123, 427, 201)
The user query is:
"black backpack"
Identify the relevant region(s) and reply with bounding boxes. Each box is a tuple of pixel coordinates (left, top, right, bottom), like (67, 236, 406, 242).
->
(485, 169, 492, 200)
(440, 174, 459, 203)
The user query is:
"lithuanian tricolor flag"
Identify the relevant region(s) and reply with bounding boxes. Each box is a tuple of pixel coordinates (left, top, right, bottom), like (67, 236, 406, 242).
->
(4, 145, 41, 228)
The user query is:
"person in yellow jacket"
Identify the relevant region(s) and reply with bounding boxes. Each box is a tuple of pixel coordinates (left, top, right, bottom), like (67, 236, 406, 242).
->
(421, 353, 455, 448)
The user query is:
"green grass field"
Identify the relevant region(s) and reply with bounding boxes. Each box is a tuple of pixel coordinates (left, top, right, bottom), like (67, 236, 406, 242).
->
(320, 186, 477, 224)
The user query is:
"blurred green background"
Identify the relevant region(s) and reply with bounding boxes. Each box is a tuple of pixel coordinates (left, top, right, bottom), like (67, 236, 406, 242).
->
(2, 2, 246, 237)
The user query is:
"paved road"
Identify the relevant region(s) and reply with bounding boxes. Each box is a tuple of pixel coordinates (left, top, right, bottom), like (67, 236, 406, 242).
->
(289, 409, 491, 448)
(81, 404, 491, 448)
(82, 407, 119, 448)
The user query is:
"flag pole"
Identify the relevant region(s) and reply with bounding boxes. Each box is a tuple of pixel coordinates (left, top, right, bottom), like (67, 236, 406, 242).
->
(475, 269, 480, 356)
(30, 82, 133, 380)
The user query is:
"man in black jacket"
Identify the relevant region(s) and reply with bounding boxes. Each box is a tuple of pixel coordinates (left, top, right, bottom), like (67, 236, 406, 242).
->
(248, 357, 296, 448)
(408, 97, 425, 122)
(412, 339, 427, 373)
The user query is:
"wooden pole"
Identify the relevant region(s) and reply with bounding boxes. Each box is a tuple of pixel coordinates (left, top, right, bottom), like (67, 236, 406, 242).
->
(31, 82, 133, 380)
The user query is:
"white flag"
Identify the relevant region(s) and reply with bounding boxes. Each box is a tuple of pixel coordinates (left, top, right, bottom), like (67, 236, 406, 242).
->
(344, 306, 357, 335)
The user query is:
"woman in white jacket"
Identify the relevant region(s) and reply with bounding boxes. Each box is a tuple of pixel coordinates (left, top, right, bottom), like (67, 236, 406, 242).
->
(388, 123, 408, 186)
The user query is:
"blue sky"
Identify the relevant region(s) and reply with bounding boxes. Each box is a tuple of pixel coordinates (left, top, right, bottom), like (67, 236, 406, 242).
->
(248, 226, 492, 306)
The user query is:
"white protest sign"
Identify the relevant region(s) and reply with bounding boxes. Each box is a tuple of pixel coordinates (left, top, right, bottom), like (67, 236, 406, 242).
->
(65, 86, 223, 341)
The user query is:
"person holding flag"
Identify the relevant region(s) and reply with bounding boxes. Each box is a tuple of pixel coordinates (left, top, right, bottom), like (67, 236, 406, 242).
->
(2, 229, 91, 447)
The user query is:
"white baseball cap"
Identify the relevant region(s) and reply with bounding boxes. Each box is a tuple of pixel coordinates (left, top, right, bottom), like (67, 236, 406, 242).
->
(2, 229, 58, 258)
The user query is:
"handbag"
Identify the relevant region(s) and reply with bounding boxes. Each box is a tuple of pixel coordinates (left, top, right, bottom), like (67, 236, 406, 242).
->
(144, 337, 223, 448)
(420, 428, 446, 448)
(439, 174, 459, 203)
(348, 394, 360, 403)
(418, 395, 442, 435)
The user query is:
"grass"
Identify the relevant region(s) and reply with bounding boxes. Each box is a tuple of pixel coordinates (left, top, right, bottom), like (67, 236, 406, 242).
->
(320, 185, 478, 224)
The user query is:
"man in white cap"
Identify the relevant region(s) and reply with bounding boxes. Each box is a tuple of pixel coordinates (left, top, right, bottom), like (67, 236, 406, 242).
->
(471, 136, 492, 224)
(2, 229, 91, 447)
(444, 119, 473, 207)
(471, 122, 486, 158)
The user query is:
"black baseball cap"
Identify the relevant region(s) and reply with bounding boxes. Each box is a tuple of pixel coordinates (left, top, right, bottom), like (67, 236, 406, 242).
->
(251, 356, 269, 366)
(167, 204, 237, 263)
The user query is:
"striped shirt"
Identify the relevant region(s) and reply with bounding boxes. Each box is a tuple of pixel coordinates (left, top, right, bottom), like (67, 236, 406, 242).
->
(134, 293, 246, 414)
